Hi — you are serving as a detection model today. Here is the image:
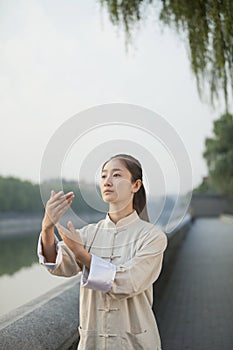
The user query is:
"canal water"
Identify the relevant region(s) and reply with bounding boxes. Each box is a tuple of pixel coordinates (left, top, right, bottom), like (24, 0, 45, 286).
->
(0, 230, 79, 317)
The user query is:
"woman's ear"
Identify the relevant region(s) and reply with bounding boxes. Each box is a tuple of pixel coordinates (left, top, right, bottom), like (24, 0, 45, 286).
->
(132, 179, 142, 193)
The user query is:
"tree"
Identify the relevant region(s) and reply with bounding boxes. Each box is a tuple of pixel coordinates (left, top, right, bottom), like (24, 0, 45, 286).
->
(192, 176, 220, 194)
(203, 113, 233, 197)
(0, 176, 43, 212)
(99, 0, 233, 111)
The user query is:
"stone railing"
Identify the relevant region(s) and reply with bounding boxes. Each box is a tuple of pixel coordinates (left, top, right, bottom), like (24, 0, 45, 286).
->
(153, 214, 192, 308)
(0, 279, 80, 350)
(0, 215, 192, 350)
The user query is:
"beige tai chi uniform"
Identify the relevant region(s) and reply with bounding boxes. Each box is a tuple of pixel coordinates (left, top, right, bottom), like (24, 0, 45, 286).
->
(37, 209, 168, 350)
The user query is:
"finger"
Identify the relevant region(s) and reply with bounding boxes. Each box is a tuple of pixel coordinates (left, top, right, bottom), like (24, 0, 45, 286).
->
(67, 221, 75, 231)
(50, 199, 73, 220)
(67, 221, 83, 245)
(45, 200, 70, 223)
(49, 192, 63, 205)
(67, 197, 73, 205)
(66, 198, 74, 206)
(50, 191, 74, 206)
(51, 190, 56, 198)
(50, 196, 67, 208)
(65, 192, 74, 199)
(55, 194, 75, 208)
(56, 198, 73, 212)
(53, 191, 65, 200)
(56, 223, 78, 243)
(56, 202, 72, 217)
(65, 194, 75, 205)
(50, 193, 70, 208)
(56, 222, 70, 236)
(56, 223, 83, 244)
(56, 230, 73, 250)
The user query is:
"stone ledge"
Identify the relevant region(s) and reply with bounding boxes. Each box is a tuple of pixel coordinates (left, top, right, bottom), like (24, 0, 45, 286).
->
(0, 278, 80, 350)
(153, 214, 192, 306)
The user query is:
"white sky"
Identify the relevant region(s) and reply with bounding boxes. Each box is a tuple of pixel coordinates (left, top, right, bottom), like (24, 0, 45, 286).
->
(0, 0, 231, 195)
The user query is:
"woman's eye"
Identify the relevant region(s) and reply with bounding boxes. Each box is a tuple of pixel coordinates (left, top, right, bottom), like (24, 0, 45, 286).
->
(101, 174, 121, 179)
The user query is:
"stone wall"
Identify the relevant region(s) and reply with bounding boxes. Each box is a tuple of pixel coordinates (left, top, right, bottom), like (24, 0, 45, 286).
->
(190, 193, 233, 217)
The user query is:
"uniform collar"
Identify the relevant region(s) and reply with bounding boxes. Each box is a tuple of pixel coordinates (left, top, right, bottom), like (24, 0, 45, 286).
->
(104, 209, 140, 230)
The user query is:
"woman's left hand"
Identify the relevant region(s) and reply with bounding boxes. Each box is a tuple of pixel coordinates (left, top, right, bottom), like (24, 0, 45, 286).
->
(56, 221, 83, 256)
(56, 221, 91, 269)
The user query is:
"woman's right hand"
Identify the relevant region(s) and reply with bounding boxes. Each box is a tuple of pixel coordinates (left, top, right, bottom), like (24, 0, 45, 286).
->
(42, 190, 75, 230)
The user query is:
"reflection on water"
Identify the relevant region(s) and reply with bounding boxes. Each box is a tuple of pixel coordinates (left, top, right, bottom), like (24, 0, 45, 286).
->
(0, 211, 105, 277)
(0, 232, 39, 276)
(0, 213, 103, 318)
(0, 225, 82, 317)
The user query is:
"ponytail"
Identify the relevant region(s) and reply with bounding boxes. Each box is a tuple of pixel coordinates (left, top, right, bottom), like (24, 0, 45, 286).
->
(133, 182, 150, 222)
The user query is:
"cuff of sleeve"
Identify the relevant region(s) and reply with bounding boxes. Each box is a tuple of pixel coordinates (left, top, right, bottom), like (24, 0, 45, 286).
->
(81, 254, 116, 292)
(37, 231, 62, 271)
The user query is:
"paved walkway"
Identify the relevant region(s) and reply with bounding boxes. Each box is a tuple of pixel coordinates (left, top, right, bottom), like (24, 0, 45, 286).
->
(156, 217, 233, 350)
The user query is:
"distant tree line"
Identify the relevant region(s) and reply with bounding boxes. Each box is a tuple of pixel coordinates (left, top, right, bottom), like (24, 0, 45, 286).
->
(0, 176, 104, 213)
(0, 176, 42, 212)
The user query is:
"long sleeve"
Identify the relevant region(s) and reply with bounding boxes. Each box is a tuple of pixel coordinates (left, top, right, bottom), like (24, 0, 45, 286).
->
(81, 254, 117, 292)
(37, 230, 83, 277)
(81, 228, 168, 299)
(107, 230, 168, 299)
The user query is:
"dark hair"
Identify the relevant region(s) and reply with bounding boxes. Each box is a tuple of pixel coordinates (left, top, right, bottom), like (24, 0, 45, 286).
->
(101, 154, 150, 222)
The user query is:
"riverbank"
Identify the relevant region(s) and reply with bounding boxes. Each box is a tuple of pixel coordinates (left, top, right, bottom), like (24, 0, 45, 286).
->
(0, 211, 105, 237)
(0, 212, 44, 237)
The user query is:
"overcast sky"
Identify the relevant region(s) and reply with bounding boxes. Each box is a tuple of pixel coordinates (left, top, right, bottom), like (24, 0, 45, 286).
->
(0, 0, 231, 196)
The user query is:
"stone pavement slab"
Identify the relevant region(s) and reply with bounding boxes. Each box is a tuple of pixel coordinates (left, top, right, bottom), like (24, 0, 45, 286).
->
(156, 218, 233, 350)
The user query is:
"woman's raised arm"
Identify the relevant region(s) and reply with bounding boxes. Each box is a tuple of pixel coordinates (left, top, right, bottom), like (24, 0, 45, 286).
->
(41, 190, 74, 263)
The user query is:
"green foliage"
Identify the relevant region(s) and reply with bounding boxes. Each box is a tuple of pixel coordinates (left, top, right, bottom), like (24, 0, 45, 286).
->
(99, 0, 233, 111)
(100, 0, 149, 34)
(159, 0, 233, 111)
(0, 176, 103, 213)
(41, 178, 103, 214)
(203, 113, 233, 197)
(0, 176, 43, 212)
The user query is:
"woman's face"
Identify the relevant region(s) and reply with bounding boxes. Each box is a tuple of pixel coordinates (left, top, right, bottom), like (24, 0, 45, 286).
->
(100, 158, 135, 206)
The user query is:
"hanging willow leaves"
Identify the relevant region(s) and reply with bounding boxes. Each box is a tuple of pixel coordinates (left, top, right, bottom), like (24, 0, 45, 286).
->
(99, 0, 233, 111)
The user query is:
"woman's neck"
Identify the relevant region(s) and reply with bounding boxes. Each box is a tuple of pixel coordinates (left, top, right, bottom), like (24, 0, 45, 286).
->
(108, 203, 135, 224)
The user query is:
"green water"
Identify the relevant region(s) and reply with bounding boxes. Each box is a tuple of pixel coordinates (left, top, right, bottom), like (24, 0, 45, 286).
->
(0, 231, 77, 317)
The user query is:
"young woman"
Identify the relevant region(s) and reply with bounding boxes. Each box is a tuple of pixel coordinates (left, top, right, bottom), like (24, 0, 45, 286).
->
(37, 154, 168, 350)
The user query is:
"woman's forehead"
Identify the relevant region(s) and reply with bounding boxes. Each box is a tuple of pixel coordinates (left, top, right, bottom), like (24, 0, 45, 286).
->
(102, 158, 125, 171)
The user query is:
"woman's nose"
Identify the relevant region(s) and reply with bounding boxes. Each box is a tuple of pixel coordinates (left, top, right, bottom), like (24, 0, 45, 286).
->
(103, 175, 112, 185)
